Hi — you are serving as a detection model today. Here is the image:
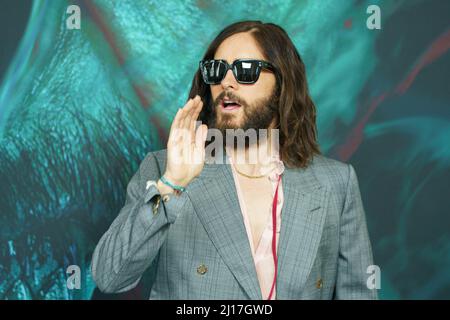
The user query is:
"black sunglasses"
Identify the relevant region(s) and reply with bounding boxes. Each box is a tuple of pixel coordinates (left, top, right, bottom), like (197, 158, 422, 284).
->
(199, 59, 276, 85)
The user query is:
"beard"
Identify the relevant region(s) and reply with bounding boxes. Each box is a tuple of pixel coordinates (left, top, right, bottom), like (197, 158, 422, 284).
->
(207, 89, 278, 149)
(210, 90, 277, 131)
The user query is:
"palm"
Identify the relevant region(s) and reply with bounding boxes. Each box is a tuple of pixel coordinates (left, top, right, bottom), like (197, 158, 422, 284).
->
(165, 96, 208, 187)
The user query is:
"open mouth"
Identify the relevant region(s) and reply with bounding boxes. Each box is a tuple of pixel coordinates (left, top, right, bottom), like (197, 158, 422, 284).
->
(220, 99, 242, 111)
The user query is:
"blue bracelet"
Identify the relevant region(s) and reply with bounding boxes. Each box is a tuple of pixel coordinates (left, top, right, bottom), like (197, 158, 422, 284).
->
(160, 175, 186, 192)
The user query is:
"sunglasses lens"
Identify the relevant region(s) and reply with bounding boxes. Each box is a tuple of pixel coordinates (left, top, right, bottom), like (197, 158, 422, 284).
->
(200, 60, 264, 84)
(234, 61, 260, 83)
(201, 60, 226, 84)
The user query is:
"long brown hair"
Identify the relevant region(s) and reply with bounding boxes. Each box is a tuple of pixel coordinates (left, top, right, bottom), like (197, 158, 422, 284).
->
(188, 20, 321, 168)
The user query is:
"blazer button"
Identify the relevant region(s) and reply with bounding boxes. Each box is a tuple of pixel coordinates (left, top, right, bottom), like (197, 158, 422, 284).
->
(316, 278, 323, 289)
(197, 264, 208, 275)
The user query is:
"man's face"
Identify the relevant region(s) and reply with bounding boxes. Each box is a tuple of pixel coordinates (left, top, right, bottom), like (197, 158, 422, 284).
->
(209, 32, 277, 133)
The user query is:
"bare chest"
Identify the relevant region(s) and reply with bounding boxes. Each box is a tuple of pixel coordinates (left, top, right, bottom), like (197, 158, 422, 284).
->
(237, 177, 273, 250)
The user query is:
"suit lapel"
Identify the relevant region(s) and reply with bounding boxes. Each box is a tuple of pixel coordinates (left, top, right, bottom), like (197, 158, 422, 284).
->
(276, 162, 330, 298)
(187, 151, 329, 300)
(187, 154, 262, 300)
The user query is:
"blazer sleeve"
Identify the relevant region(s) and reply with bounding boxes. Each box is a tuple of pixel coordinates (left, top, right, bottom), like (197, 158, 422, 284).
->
(90, 151, 190, 293)
(333, 164, 378, 299)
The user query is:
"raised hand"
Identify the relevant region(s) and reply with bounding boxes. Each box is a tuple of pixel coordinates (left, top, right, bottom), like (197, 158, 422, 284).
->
(161, 95, 208, 191)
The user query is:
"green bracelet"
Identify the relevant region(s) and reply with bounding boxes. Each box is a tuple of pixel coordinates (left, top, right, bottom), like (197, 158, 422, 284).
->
(160, 175, 186, 192)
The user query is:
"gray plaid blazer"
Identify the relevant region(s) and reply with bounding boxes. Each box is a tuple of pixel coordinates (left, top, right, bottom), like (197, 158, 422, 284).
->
(91, 149, 378, 299)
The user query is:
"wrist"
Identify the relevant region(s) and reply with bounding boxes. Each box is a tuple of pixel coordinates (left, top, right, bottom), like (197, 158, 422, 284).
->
(161, 176, 186, 193)
(156, 179, 175, 195)
(162, 172, 188, 189)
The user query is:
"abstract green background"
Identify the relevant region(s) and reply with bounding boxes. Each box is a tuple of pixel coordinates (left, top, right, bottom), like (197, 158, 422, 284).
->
(0, 0, 449, 299)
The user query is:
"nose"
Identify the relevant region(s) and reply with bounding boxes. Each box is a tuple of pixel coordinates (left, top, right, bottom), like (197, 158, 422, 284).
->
(220, 68, 238, 90)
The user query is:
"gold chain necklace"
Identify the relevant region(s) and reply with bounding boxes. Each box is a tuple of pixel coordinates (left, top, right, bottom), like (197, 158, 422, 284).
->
(232, 162, 268, 179)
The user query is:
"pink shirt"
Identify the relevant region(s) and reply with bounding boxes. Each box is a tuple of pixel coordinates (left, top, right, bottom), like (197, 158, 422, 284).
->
(228, 154, 285, 300)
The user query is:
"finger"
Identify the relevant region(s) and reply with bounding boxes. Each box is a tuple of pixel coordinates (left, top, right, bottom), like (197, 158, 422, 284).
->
(194, 124, 208, 150)
(191, 97, 203, 123)
(170, 95, 196, 145)
(169, 107, 183, 135)
(189, 96, 202, 126)
(183, 96, 200, 143)
(178, 98, 194, 128)
(190, 99, 203, 142)
(168, 104, 188, 145)
(193, 124, 207, 164)
(181, 96, 198, 129)
(177, 98, 197, 144)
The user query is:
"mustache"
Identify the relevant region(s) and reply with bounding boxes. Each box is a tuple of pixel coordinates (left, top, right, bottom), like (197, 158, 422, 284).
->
(213, 91, 247, 108)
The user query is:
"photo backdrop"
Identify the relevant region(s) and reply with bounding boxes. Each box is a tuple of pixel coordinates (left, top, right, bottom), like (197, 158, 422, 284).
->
(0, 0, 449, 299)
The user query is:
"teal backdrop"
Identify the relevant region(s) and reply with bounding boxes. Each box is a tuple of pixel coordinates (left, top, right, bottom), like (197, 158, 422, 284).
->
(0, 0, 449, 299)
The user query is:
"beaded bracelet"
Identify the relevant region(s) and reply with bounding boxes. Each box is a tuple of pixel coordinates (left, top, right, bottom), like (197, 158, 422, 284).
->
(160, 175, 186, 192)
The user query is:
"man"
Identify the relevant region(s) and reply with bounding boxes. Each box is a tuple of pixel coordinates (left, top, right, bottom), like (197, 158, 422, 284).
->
(91, 21, 378, 300)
